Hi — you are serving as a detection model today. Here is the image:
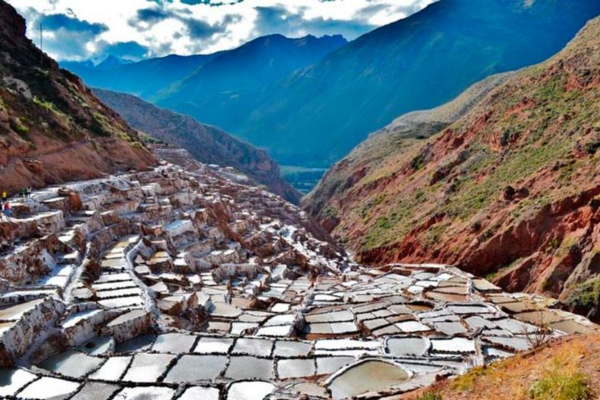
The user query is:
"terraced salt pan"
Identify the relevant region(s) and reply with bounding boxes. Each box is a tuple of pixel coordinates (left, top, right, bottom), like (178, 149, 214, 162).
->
(152, 333, 197, 353)
(387, 337, 429, 356)
(18, 376, 80, 399)
(225, 356, 274, 380)
(316, 357, 355, 375)
(226, 381, 275, 400)
(0, 369, 37, 397)
(232, 338, 274, 357)
(551, 319, 596, 334)
(98, 296, 144, 309)
(122, 353, 175, 382)
(327, 360, 410, 400)
(193, 337, 234, 354)
(395, 320, 431, 333)
(113, 387, 175, 400)
(430, 338, 476, 353)
(482, 336, 531, 351)
(2, 164, 599, 400)
(71, 382, 120, 400)
(89, 356, 131, 381)
(38, 350, 104, 378)
(0, 299, 43, 321)
(164, 355, 228, 383)
(277, 358, 316, 379)
(115, 334, 156, 353)
(179, 386, 220, 400)
(273, 340, 312, 357)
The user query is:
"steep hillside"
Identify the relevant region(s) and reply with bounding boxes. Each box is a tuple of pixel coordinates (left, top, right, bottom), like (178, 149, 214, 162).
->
(304, 72, 514, 230)
(62, 53, 220, 99)
(94, 89, 301, 204)
(404, 333, 600, 400)
(154, 34, 347, 129)
(169, 0, 599, 168)
(305, 16, 600, 321)
(0, 0, 156, 194)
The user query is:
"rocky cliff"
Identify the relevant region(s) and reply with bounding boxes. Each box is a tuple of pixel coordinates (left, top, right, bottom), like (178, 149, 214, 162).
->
(305, 16, 600, 321)
(94, 89, 301, 204)
(0, 0, 156, 194)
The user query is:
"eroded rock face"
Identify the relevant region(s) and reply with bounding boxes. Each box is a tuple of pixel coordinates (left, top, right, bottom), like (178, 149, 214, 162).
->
(0, 152, 596, 399)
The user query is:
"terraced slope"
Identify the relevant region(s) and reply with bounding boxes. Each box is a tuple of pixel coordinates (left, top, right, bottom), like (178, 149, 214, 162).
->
(0, 148, 596, 400)
(0, 0, 156, 193)
(305, 16, 600, 321)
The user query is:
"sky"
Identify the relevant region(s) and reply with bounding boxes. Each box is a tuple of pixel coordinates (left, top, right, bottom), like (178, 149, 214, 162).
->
(8, 0, 436, 62)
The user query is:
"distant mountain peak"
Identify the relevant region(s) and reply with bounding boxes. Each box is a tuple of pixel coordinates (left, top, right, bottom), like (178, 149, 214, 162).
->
(96, 55, 134, 69)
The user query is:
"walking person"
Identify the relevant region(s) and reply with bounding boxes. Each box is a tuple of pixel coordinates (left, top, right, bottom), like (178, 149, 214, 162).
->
(2, 202, 11, 221)
(1, 190, 7, 204)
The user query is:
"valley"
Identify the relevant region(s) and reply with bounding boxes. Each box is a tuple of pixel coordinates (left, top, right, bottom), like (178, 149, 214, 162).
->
(0, 147, 596, 400)
(280, 166, 328, 195)
(2, 0, 600, 398)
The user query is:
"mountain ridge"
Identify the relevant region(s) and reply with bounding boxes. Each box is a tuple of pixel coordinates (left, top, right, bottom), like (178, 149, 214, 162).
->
(227, 0, 600, 166)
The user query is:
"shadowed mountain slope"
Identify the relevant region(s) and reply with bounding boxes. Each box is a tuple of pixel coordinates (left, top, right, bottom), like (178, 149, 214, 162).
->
(162, 0, 600, 167)
(95, 89, 301, 204)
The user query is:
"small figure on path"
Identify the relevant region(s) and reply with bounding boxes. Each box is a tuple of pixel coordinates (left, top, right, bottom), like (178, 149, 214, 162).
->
(2, 202, 11, 221)
(1, 190, 7, 204)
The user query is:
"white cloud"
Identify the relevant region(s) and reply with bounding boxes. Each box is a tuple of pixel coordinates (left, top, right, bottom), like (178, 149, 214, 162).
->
(7, 0, 436, 61)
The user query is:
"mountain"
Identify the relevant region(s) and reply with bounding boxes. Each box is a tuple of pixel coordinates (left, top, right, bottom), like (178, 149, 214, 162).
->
(94, 89, 301, 204)
(62, 34, 347, 111)
(156, 0, 600, 168)
(304, 15, 600, 321)
(61, 52, 221, 99)
(0, 0, 156, 194)
(154, 34, 348, 129)
(94, 55, 133, 70)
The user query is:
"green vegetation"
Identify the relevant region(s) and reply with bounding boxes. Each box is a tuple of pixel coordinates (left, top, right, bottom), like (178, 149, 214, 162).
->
(486, 258, 523, 281)
(529, 358, 592, 400)
(322, 205, 338, 218)
(424, 222, 450, 248)
(451, 366, 490, 391)
(281, 165, 327, 194)
(417, 392, 443, 400)
(33, 96, 60, 114)
(411, 153, 426, 171)
(142, 135, 167, 145)
(567, 277, 600, 311)
(10, 117, 29, 135)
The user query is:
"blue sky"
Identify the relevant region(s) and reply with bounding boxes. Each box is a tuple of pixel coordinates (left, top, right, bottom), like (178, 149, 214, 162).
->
(8, 0, 435, 61)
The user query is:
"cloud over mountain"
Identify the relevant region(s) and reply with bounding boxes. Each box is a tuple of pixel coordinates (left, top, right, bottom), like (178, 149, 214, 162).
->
(7, 0, 435, 61)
